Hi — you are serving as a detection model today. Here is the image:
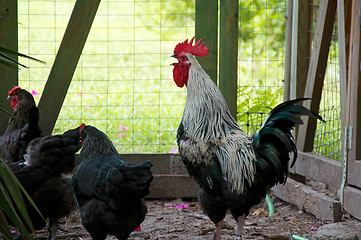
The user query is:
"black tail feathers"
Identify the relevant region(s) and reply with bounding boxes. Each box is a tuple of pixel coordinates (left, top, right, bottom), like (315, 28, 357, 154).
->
(253, 98, 324, 184)
(104, 160, 153, 201)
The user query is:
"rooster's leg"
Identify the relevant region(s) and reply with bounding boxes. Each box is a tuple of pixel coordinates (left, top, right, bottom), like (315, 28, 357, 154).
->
(213, 220, 224, 240)
(234, 214, 245, 239)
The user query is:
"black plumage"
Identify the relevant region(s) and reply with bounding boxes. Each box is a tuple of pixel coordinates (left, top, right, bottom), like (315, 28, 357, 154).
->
(6, 126, 82, 240)
(0, 86, 41, 163)
(72, 125, 153, 240)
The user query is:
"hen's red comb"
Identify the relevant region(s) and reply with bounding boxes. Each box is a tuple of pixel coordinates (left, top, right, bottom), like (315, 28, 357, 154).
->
(8, 86, 21, 96)
(80, 123, 85, 132)
(174, 37, 209, 57)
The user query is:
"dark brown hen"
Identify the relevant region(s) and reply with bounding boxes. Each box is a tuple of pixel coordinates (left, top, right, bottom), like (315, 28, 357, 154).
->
(72, 125, 153, 240)
(0, 86, 41, 163)
(6, 126, 82, 240)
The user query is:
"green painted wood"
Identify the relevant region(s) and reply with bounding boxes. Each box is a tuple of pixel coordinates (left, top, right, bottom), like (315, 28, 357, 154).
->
(38, 0, 101, 135)
(195, 0, 218, 85)
(219, 0, 238, 120)
(0, 0, 18, 134)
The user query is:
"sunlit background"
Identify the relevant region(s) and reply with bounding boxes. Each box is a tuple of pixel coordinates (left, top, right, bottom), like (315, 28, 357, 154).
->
(17, 0, 340, 160)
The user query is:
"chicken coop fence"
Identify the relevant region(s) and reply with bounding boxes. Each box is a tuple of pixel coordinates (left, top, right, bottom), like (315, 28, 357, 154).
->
(17, 0, 341, 160)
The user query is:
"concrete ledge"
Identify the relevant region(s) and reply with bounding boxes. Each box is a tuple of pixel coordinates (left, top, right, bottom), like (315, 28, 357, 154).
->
(272, 178, 342, 222)
(147, 174, 199, 199)
(290, 152, 342, 189)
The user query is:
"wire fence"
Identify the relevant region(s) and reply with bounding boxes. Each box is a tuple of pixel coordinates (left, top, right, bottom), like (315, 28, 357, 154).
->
(237, 0, 285, 132)
(18, 0, 194, 153)
(17, 0, 341, 159)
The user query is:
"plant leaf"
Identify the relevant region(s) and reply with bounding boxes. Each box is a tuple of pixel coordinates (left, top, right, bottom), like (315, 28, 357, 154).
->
(0, 103, 16, 119)
(0, 47, 46, 64)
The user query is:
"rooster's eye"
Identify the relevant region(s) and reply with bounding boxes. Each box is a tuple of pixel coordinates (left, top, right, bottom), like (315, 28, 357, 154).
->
(181, 57, 186, 60)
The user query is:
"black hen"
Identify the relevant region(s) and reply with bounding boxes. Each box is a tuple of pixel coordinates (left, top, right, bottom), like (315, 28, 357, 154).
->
(171, 37, 325, 239)
(0, 86, 41, 163)
(72, 125, 153, 240)
(7, 126, 82, 240)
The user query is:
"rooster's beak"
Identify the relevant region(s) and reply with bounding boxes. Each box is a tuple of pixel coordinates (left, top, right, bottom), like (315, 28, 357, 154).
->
(170, 55, 176, 58)
(7, 95, 12, 100)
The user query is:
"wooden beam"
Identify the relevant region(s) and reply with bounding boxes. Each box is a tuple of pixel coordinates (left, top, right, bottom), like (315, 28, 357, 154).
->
(290, 152, 342, 189)
(38, 0, 101, 135)
(272, 178, 342, 222)
(344, 186, 361, 221)
(345, 0, 361, 204)
(283, 0, 293, 101)
(338, 0, 352, 156)
(346, 0, 361, 162)
(195, 0, 218, 85)
(338, 0, 352, 208)
(290, 0, 313, 99)
(219, 0, 238, 120)
(0, 0, 17, 134)
(118, 154, 199, 199)
(296, 0, 337, 152)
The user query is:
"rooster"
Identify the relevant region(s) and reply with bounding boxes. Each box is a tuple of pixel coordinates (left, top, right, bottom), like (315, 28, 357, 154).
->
(6, 126, 82, 240)
(0, 86, 41, 163)
(72, 124, 153, 240)
(171, 37, 324, 239)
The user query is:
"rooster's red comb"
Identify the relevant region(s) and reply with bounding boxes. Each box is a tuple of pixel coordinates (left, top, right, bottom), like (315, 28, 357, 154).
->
(8, 86, 21, 96)
(174, 37, 209, 57)
(80, 123, 85, 132)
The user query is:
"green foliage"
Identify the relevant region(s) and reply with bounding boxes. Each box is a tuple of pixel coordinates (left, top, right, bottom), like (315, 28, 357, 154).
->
(0, 157, 44, 240)
(237, 81, 283, 134)
(0, 46, 45, 240)
(0, 47, 45, 69)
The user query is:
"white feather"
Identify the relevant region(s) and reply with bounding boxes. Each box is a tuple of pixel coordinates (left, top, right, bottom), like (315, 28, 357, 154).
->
(179, 54, 257, 194)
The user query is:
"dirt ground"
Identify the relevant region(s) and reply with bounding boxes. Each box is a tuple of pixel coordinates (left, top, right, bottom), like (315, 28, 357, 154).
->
(30, 194, 330, 240)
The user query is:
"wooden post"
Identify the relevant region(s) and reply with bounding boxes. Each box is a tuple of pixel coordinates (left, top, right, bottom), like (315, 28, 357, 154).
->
(283, 0, 293, 101)
(296, 0, 337, 152)
(346, 0, 361, 163)
(344, 0, 361, 216)
(338, 0, 352, 207)
(219, 0, 238, 120)
(38, 0, 101, 135)
(195, 0, 218, 85)
(0, 0, 17, 134)
(290, 0, 313, 100)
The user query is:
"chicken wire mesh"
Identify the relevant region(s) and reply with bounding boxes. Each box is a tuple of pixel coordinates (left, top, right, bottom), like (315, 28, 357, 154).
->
(237, 0, 285, 134)
(18, 0, 194, 153)
(17, 0, 341, 159)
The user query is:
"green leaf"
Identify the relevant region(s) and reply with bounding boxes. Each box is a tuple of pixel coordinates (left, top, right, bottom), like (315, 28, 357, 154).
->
(0, 207, 13, 240)
(0, 157, 45, 240)
(0, 46, 46, 69)
(0, 47, 46, 64)
(0, 103, 16, 119)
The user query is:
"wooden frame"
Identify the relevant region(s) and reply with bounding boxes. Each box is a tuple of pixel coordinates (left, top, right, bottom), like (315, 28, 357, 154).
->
(219, 0, 239, 120)
(343, 0, 361, 219)
(279, 0, 361, 221)
(296, 0, 336, 152)
(195, 0, 218, 85)
(195, 0, 239, 120)
(0, 0, 18, 134)
(38, 0, 101, 135)
(289, 0, 313, 100)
